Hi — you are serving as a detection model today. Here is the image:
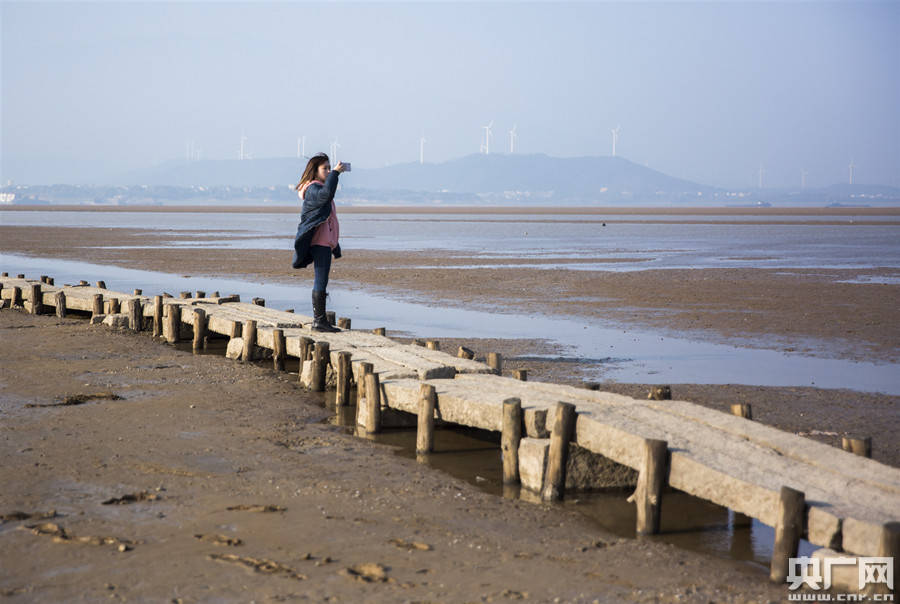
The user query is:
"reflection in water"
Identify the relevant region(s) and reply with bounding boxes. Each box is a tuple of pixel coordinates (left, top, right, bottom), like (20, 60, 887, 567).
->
(2, 252, 897, 393)
(325, 399, 816, 570)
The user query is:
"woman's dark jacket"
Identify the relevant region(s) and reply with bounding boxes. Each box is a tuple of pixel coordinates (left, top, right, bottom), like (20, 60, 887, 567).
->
(292, 171, 342, 269)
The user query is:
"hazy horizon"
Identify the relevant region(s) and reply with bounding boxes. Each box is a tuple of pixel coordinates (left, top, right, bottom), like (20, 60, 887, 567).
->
(3, 2, 899, 189)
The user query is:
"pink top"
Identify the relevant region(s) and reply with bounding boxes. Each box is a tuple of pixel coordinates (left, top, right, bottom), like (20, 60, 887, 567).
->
(298, 180, 340, 250)
(310, 200, 339, 249)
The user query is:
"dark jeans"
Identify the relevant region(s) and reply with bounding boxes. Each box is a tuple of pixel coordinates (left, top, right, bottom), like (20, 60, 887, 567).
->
(310, 245, 332, 292)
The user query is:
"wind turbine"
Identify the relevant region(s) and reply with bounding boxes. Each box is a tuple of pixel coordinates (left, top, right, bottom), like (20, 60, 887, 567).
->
(330, 140, 341, 164)
(509, 124, 517, 154)
(482, 121, 494, 155)
(758, 164, 765, 189)
(849, 160, 855, 185)
(611, 125, 621, 157)
(419, 136, 426, 165)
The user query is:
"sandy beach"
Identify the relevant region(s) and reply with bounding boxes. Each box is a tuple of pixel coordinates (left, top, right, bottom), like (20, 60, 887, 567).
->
(0, 311, 788, 603)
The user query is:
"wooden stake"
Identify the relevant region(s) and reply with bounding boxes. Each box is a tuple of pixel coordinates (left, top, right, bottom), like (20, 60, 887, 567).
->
(326, 310, 336, 325)
(163, 305, 178, 343)
(501, 398, 523, 485)
(513, 369, 528, 381)
(298, 336, 314, 362)
(841, 436, 872, 458)
(108, 298, 121, 315)
(55, 291, 66, 318)
(364, 371, 382, 434)
(356, 362, 374, 408)
(78, 280, 87, 286)
(195, 290, 205, 299)
(373, 327, 386, 336)
(128, 298, 142, 332)
(229, 321, 242, 339)
(242, 320, 257, 362)
(152, 296, 163, 337)
(487, 352, 502, 375)
(335, 351, 352, 406)
(29, 283, 42, 314)
(541, 401, 576, 502)
(180, 291, 191, 299)
(133, 288, 142, 296)
(337, 317, 351, 329)
(192, 308, 207, 352)
(12, 286, 22, 308)
(1, 272, 7, 277)
(769, 486, 806, 583)
(252, 297, 265, 307)
(40, 275, 48, 283)
(47, 277, 54, 285)
(17, 274, 25, 279)
(635, 439, 669, 535)
(311, 341, 330, 392)
(272, 328, 286, 371)
(458, 346, 475, 360)
(416, 384, 437, 454)
(96, 280, 106, 289)
(91, 294, 104, 317)
(648, 386, 672, 400)
(730, 403, 752, 419)
(425, 340, 440, 351)
(869, 522, 900, 597)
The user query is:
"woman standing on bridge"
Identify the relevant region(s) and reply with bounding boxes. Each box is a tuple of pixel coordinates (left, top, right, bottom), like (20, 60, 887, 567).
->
(292, 153, 348, 332)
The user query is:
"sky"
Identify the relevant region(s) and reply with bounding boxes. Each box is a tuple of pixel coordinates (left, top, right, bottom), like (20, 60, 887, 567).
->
(2, 1, 899, 188)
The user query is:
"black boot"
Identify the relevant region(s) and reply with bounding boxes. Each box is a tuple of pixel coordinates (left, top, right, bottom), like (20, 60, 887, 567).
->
(311, 290, 339, 333)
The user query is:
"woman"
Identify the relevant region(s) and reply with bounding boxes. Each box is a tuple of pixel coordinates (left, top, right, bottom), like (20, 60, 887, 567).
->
(292, 153, 348, 332)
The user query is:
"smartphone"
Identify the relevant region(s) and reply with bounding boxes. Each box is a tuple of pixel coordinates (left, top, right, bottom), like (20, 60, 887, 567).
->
(343, 162, 351, 172)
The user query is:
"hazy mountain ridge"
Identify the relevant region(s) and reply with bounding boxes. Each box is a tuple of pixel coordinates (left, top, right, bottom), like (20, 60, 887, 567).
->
(3, 153, 898, 206)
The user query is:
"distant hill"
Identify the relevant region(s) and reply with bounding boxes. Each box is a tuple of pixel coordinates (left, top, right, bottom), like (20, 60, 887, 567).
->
(351, 154, 713, 197)
(117, 153, 715, 204)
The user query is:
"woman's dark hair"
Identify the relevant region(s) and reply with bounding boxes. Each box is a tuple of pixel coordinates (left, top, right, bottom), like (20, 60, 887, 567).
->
(295, 153, 330, 191)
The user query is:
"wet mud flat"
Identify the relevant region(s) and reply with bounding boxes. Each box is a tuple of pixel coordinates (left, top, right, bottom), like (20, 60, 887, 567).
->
(1, 223, 898, 365)
(0, 310, 792, 602)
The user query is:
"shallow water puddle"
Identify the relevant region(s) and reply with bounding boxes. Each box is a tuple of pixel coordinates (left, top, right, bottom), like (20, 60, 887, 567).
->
(323, 399, 816, 570)
(3, 253, 897, 393)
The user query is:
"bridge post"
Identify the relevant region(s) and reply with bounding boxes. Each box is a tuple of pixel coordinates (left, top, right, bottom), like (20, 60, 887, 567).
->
(730, 403, 752, 419)
(635, 438, 669, 535)
(542, 401, 576, 502)
(55, 291, 66, 318)
(91, 294, 104, 318)
(416, 384, 437, 455)
(502, 398, 523, 485)
(364, 371, 382, 434)
(272, 329, 286, 371)
(29, 283, 42, 314)
(769, 486, 805, 583)
(152, 296, 163, 337)
(356, 362, 374, 411)
(192, 309, 207, 352)
(841, 436, 871, 458)
(311, 341, 329, 392)
(335, 352, 352, 406)
(487, 352, 502, 375)
(242, 320, 257, 362)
